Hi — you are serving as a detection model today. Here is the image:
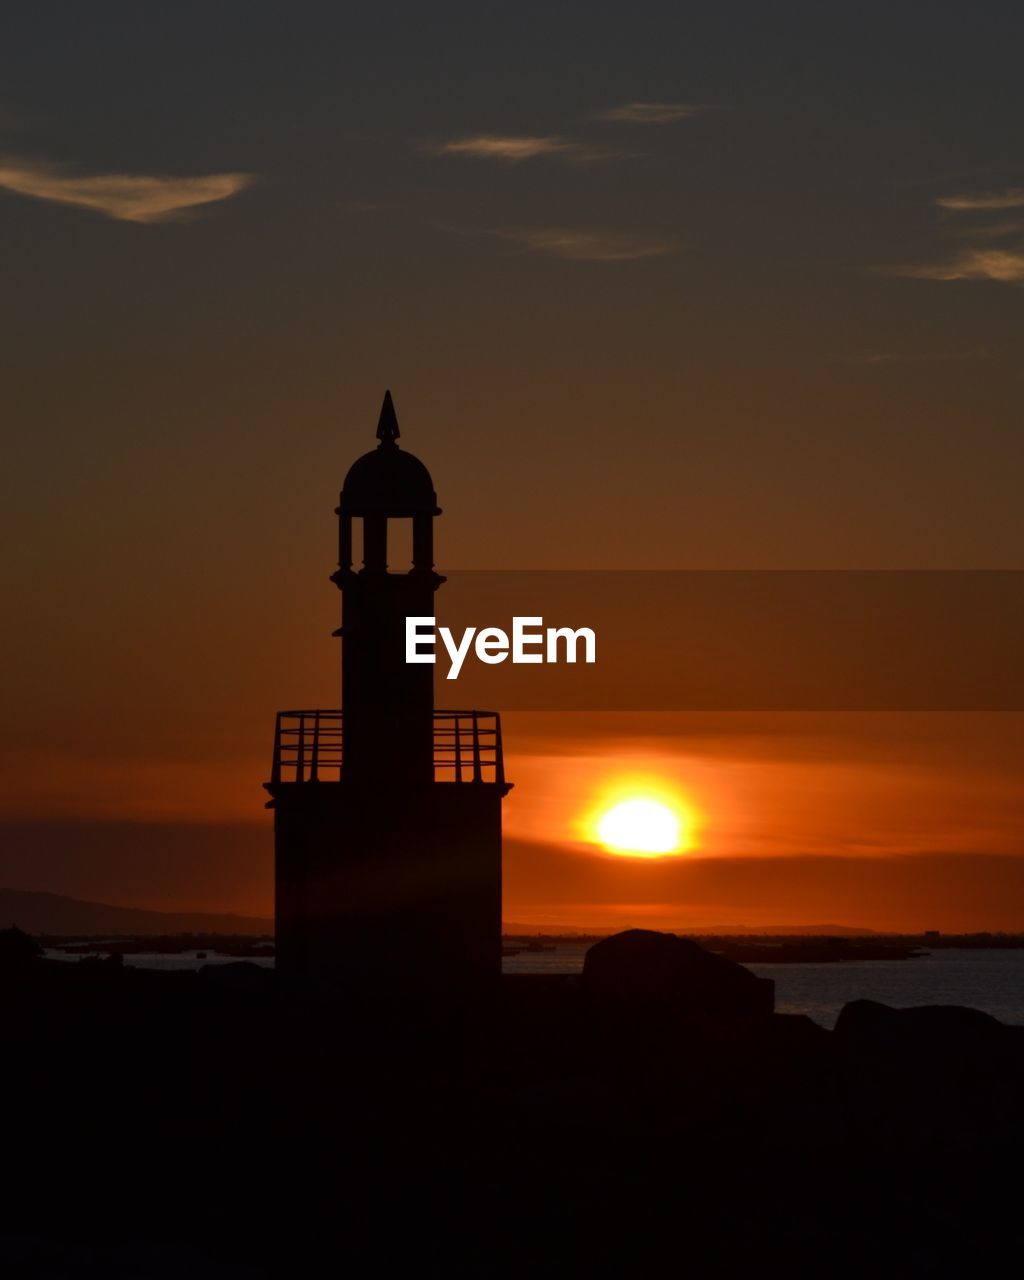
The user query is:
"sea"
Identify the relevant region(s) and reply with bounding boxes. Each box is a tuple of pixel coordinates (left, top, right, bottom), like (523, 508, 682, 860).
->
(503, 943, 1024, 1029)
(46, 944, 1024, 1029)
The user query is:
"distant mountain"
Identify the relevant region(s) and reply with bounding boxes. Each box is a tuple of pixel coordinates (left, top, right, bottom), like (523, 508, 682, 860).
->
(2, 890, 875, 939)
(687, 923, 878, 937)
(0, 889, 272, 937)
(502, 921, 878, 937)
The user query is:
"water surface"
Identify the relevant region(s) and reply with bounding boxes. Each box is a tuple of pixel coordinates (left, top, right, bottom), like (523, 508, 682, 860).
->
(503, 943, 1024, 1028)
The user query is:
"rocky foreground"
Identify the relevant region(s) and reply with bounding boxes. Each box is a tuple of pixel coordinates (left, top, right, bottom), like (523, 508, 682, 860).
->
(0, 927, 1020, 1278)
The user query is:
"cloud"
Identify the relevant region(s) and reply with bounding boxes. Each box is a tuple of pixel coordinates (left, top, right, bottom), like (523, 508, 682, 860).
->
(495, 227, 678, 262)
(422, 134, 622, 164)
(594, 102, 712, 124)
(936, 188, 1024, 211)
(885, 248, 1024, 283)
(0, 158, 254, 222)
(881, 185, 1024, 284)
(503, 842, 1024, 933)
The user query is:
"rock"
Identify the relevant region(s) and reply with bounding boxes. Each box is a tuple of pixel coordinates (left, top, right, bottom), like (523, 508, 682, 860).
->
(581, 929, 774, 1024)
(834, 998, 1020, 1148)
(835, 998, 1006, 1050)
(0, 925, 42, 967)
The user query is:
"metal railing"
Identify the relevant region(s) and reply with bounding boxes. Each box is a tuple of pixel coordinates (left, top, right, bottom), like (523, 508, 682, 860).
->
(271, 710, 343, 784)
(270, 709, 505, 785)
(431, 710, 504, 784)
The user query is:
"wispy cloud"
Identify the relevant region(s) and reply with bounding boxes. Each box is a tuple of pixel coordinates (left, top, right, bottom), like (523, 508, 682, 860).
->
(495, 227, 677, 262)
(422, 134, 622, 164)
(880, 184, 1024, 283)
(884, 248, 1024, 283)
(936, 188, 1024, 211)
(594, 102, 713, 124)
(0, 158, 254, 222)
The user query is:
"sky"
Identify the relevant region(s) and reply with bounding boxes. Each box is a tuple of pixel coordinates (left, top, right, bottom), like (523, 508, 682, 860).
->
(1, 2, 1023, 929)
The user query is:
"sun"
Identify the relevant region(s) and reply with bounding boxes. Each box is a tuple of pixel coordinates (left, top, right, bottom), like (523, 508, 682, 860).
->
(597, 797, 682, 855)
(585, 779, 694, 858)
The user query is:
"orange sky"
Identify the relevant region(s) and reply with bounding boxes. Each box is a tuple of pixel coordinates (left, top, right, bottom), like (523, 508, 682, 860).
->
(3, 709, 1023, 931)
(2, 5, 1023, 930)
(499, 712, 1024, 931)
(3, 438, 1022, 930)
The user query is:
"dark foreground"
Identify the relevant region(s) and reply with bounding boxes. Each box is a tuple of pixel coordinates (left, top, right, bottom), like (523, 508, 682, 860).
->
(1, 932, 1021, 1279)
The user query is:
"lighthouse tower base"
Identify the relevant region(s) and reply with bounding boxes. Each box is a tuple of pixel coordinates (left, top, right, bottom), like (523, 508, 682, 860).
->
(268, 780, 508, 1002)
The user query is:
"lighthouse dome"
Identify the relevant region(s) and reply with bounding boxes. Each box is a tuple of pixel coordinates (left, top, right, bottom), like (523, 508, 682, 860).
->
(338, 391, 440, 517)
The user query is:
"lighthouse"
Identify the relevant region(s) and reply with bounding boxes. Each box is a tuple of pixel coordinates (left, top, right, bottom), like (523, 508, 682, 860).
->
(265, 392, 511, 999)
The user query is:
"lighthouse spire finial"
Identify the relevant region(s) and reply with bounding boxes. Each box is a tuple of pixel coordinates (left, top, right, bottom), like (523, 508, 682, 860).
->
(376, 389, 400, 447)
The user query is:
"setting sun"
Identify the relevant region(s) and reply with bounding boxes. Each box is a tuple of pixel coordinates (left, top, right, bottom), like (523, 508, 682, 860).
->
(579, 773, 696, 858)
(597, 798, 682, 855)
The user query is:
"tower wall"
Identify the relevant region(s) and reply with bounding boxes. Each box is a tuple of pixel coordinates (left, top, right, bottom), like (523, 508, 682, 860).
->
(339, 571, 439, 785)
(272, 782, 505, 1001)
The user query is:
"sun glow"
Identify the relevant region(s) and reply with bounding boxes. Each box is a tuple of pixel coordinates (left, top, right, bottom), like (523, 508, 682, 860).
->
(598, 798, 681, 854)
(584, 779, 694, 858)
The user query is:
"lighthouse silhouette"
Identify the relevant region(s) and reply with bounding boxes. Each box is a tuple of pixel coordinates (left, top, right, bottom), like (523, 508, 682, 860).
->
(266, 392, 512, 998)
